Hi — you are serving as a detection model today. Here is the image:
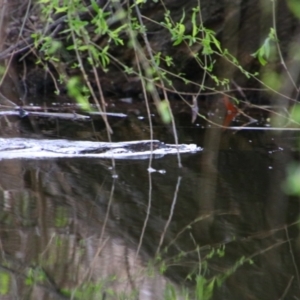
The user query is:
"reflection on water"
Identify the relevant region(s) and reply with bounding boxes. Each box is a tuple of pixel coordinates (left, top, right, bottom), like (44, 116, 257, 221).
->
(0, 125, 300, 299)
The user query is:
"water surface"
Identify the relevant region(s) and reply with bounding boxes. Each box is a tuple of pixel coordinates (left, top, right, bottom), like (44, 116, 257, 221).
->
(0, 105, 299, 300)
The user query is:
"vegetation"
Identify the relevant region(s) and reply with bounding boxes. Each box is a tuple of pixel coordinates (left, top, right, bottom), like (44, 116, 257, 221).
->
(2, 0, 300, 132)
(24, 0, 300, 193)
(17, 243, 253, 300)
(1, 0, 300, 299)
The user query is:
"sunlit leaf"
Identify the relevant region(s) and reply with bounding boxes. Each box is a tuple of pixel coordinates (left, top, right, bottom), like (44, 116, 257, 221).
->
(158, 100, 172, 124)
(173, 37, 183, 46)
(135, 0, 146, 4)
(211, 35, 222, 53)
(78, 45, 89, 51)
(178, 23, 185, 35)
(67, 77, 92, 111)
(54, 6, 68, 13)
(91, 0, 100, 13)
(0, 272, 10, 295)
(283, 164, 300, 195)
(261, 70, 281, 91)
(290, 104, 300, 124)
(287, 0, 300, 18)
(191, 7, 199, 37)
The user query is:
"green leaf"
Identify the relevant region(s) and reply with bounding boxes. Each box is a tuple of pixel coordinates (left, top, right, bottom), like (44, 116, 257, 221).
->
(91, 0, 100, 13)
(252, 33, 275, 66)
(290, 104, 300, 124)
(165, 55, 173, 67)
(66, 45, 75, 51)
(135, 0, 146, 4)
(99, 45, 110, 67)
(173, 37, 183, 46)
(202, 33, 213, 55)
(281, 163, 298, 194)
(178, 23, 185, 35)
(287, 0, 300, 19)
(78, 45, 89, 51)
(158, 100, 172, 124)
(264, 38, 271, 58)
(54, 6, 68, 13)
(211, 35, 222, 53)
(0, 272, 10, 295)
(67, 77, 92, 111)
(191, 8, 199, 37)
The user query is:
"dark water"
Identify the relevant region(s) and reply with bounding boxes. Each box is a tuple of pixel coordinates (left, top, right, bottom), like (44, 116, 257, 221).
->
(0, 106, 300, 300)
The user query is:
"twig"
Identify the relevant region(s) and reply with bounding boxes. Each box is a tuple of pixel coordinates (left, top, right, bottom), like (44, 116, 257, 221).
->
(285, 226, 300, 289)
(134, 4, 182, 167)
(156, 176, 182, 255)
(271, 0, 298, 92)
(279, 276, 294, 300)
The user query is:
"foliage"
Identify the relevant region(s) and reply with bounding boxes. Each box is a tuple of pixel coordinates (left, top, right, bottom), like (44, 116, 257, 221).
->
(0, 271, 10, 295)
(251, 28, 277, 66)
(31, 0, 252, 126)
(0, 0, 298, 132)
(19, 2, 298, 294)
(152, 244, 253, 300)
(9, 0, 290, 147)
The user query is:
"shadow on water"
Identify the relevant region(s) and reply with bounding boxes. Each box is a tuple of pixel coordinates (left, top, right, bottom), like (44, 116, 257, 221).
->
(0, 104, 300, 299)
